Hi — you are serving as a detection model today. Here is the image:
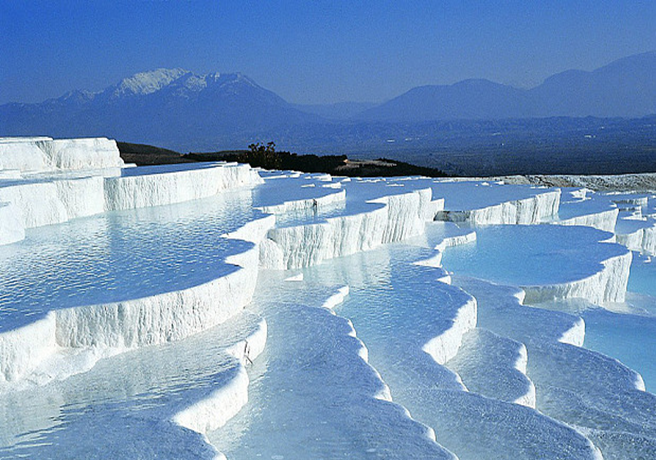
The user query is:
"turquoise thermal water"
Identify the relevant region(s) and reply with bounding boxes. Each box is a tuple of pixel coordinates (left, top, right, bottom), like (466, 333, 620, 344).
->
(583, 253, 656, 392)
(441, 225, 655, 392)
(0, 189, 260, 332)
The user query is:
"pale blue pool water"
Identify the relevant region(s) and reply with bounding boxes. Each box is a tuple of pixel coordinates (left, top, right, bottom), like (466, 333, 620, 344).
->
(0, 189, 260, 332)
(441, 225, 655, 392)
(1, 173, 654, 458)
(304, 243, 470, 381)
(582, 253, 656, 392)
(118, 162, 224, 177)
(0, 310, 261, 459)
(440, 224, 626, 286)
(582, 306, 656, 392)
(210, 270, 451, 460)
(296, 238, 605, 460)
(628, 254, 656, 299)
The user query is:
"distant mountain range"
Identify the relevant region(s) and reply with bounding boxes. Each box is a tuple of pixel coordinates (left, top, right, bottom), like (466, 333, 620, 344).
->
(361, 51, 656, 121)
(0, 51, 654, 151)
(0, 68, 318, 149)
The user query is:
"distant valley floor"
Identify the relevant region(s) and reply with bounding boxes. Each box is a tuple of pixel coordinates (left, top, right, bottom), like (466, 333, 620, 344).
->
(497, 173, 656, 192)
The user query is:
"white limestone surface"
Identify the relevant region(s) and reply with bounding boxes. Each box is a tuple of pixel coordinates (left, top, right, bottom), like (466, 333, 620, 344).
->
(556, 191, 656, 255)
(264, 179, 435, 269)
(210, 275, 456, 459)
(0, 202, 24, 245)
(0, 191, 273, 386)
(441, 224, 632, 305)
(1, 137, 654, 458)
(301, 242, 601, 460)
(0, 180, 68, 228)
(605, 192, 652, 207)
(558, 208, 620, 233)
(523, 247, 632, 304)
(0, 138, 263, 239)
(584, 430, 656, 460)
(528, 340, 656, 450)
(251, 171, 346, 214)
(48, 138, 126, 170)
(615, 214, 656, 255)
(0, 175, 104, 235)
(0, 310, 267, 460)
(300, 242, 477, 390)
(173, 316, 267, 434)
(446, 327, 537, 407)
(0, 137, 52, 172)
(0, 137, 124, 172)
(556, 192, 619, 232)
(422, 221, 478, 255)
(431, 180, 561, 225)
(452, 276, 656, 459)
(104, 163, 263, 211)
(452, 277, 586, 348)
(0, 244, 259, 385)
(53, 244, 259, 349)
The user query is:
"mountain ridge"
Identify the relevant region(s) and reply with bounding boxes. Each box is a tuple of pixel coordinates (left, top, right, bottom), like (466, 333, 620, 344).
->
(0, 69, 318, 148)
(0, 51, 654, 149)
(360, 51, 656, 121)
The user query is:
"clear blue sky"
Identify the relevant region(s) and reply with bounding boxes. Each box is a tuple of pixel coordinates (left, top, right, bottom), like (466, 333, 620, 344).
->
(1, 0, 654, 105)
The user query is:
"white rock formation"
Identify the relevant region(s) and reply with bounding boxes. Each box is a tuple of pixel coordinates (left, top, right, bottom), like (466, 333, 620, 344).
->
(522, 248, 632, 304)
(556, 193, 619, 232)
(558, 208, 619, 232)
(432, 181, 561, 225)
(446, 328, 537, 407)
(0, 137, 652, 459)
(104, 163, 262, 211)
(0, 139, 264, 246)
(173, 316, 267, 434)
(0, 202, 24, 245)
(615, 215, 656, 255)
(0, 137, 124, 172)
(263, 183, 435, 269)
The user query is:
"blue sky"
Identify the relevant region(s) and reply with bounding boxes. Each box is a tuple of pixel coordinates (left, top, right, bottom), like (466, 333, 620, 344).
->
(1, 0, 654, 105)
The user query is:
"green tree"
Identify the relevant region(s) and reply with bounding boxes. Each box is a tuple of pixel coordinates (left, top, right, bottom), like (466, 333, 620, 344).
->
(245, 141, 282, 169)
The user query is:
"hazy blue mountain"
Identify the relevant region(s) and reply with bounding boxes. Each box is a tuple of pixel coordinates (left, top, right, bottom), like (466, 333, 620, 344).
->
(360, 51, 656, 121)
(1, 51, 654, 151)
(358, 79, 529, 121)
(292, 101, 377, 120)
(529, 51, 656, 117)
(0, 69, 320, 148)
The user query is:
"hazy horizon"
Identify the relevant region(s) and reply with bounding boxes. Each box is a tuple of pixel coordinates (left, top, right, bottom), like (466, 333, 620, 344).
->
(2, 1, 655, 106)
(4, 50, 656, 107)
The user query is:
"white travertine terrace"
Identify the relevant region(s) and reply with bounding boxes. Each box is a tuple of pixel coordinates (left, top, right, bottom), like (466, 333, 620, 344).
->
(446, 327, 537, 407)
(262, 183, 435, 269)
(0, 137, 125, 172)
(615, 213, 656, 256)
(0, 137, 654, 459)
(430, 180, 561, 225)
(521, 247, 632, 304)
(556, 190, 620, 232)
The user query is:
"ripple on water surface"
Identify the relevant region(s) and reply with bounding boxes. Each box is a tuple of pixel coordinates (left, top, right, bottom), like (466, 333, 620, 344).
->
(582, 254, 656, 392)
(441, 225, 655, 392)
(441, 224, 627, 286)
(0, 189, 260, 332)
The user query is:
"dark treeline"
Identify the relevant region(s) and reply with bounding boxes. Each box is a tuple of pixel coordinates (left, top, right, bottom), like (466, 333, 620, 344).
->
(118, 141, 448, 177)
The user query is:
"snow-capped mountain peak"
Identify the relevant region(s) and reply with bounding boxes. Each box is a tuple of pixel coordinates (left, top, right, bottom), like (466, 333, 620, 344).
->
(98, 69, 263, 100)
(108, 68, 190, 98)
(55, 89, 97, 104)
(0, 67, 319, 148)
